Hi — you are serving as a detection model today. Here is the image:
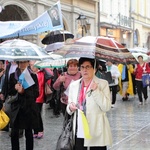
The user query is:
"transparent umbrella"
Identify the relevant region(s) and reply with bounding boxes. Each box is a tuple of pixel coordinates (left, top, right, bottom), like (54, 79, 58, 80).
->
(0, 39, 52, 61)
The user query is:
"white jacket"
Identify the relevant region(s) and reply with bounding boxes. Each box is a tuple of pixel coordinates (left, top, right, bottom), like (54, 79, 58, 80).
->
(107, 64, 120, 85)
(66, 76, 112, 147)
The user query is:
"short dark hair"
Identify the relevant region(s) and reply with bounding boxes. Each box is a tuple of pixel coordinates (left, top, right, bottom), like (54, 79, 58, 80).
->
(105, 59, 113, 63)
(137, 55, 143, 59)
(79, 57, 99, 69)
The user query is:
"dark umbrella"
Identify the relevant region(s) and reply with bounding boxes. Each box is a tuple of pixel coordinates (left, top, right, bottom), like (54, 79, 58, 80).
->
(41, 30, 74, 45)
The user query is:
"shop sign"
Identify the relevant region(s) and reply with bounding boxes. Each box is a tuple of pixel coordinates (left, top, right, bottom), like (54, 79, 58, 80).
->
(119, 14, 131, 27)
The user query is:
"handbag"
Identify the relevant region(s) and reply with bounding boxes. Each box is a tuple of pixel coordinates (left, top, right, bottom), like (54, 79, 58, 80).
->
(45, 82, 53, 95)
(142, 74, 150, 87)
(4, 94, 18, 116)
(116, 85, 120, 92)
(100, 72, 114, 84)
(6, 93, 18, 104)
(56, 112, 74, 150)
(45, 82, 53, 104)
(0, 110, 10, 130)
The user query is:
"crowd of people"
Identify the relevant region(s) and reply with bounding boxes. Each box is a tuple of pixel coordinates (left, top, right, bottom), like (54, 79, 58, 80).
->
(0, 55, 150, 150)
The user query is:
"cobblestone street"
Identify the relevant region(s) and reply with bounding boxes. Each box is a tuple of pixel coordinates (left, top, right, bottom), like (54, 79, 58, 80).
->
(1, 94, 150, 150)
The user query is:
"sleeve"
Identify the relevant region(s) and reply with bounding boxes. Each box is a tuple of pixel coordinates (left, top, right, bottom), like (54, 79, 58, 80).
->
(31, 73, 39, 100)
(66, 82, 76, 115)
(128, 64, 134, 74)
(114, 66, 121, 78)
(53, 75, 63, 90)
(90, 80, 111, 112)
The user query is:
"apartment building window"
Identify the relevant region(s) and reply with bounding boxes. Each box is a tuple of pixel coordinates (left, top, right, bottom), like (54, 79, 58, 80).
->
(100, 0, 110, 14)
(131, 0, 137, 13)
(147, 33, 150, 49)
(139, 0, 144, 16)
(146, 0, 150, 18)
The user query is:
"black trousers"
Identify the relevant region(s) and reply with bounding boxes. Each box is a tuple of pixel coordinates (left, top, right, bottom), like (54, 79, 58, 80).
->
(11, 127, 33, 150)
(110, 85, 117, 105)
(136, 80, 148, 102)
(74, 137, 107, 150)
(34, 103, 43, 134)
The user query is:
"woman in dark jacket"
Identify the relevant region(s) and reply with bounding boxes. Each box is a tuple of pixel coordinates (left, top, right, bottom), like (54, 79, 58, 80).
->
(9, 61, 39, 150)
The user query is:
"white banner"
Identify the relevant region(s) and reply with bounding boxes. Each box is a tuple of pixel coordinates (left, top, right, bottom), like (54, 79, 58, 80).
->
(0, 1, 63, 39)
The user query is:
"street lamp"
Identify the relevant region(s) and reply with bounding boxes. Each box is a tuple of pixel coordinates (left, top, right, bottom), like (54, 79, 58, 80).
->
(76, 14, 87, 37)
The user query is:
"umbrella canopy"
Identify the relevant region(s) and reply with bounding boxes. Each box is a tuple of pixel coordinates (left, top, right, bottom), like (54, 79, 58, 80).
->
(45, 42, 64, 52)
(0, 39, 52, 61)
(34, 57, 79, 68)
(41, 30, 74, 45)
(129, 47, 148, 53)
(51, 36, 136, 63)
(95, 36, 136, 63)
(132, 52, 150, 62)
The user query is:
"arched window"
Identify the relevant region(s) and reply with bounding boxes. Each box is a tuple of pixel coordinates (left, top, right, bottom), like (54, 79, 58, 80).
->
(134, 29, 139, 46)
(147, 33, 150, 50)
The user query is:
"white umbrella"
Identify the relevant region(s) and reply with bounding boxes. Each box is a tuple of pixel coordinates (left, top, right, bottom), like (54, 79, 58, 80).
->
(34, 57, 79, 68)
(0, 39, 52, 61)
(132, 52, 150, 62)
(45, 42, 64, 52)
(129, 47, 148, 54)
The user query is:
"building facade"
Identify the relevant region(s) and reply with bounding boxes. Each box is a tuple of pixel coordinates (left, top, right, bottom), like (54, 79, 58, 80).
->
(100, 0, 150, 49)
(0, 0, 150, 50)
(0, 0, 98, 45)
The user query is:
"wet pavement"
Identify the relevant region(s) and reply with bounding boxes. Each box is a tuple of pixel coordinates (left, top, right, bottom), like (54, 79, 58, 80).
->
(1, 93, 150, 150)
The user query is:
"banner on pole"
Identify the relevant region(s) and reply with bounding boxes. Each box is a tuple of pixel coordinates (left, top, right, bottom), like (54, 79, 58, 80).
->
(0, 1, 63, 39)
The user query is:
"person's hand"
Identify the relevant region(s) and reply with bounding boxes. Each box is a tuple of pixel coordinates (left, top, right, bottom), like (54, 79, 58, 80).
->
(90, 81, 98, 91)
(59, 75, 66, 83)
(15, 83, 24, 94)
(69, 102, 77, 112)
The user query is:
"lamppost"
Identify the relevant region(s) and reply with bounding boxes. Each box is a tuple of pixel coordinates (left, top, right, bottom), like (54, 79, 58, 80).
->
(76, 14, 87, 37)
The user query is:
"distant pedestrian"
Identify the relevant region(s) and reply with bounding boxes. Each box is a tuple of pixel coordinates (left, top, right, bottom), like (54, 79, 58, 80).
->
(134, 55, 150, 105)
(118, 59, 134, 101)
(30, 61, 45, 139)
(106, 60, 120, 108)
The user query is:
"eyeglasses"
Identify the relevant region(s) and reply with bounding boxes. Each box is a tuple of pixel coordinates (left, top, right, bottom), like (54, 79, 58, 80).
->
(80, 65, 93, 70)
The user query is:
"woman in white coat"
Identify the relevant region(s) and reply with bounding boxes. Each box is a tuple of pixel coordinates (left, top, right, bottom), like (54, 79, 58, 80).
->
(66, 57, 112, 150)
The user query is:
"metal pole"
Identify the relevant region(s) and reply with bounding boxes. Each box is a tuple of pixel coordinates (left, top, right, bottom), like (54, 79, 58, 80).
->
(132, 17, 135, 48)
(82, 26, 84, 37)
(98, 1, 100, 36)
